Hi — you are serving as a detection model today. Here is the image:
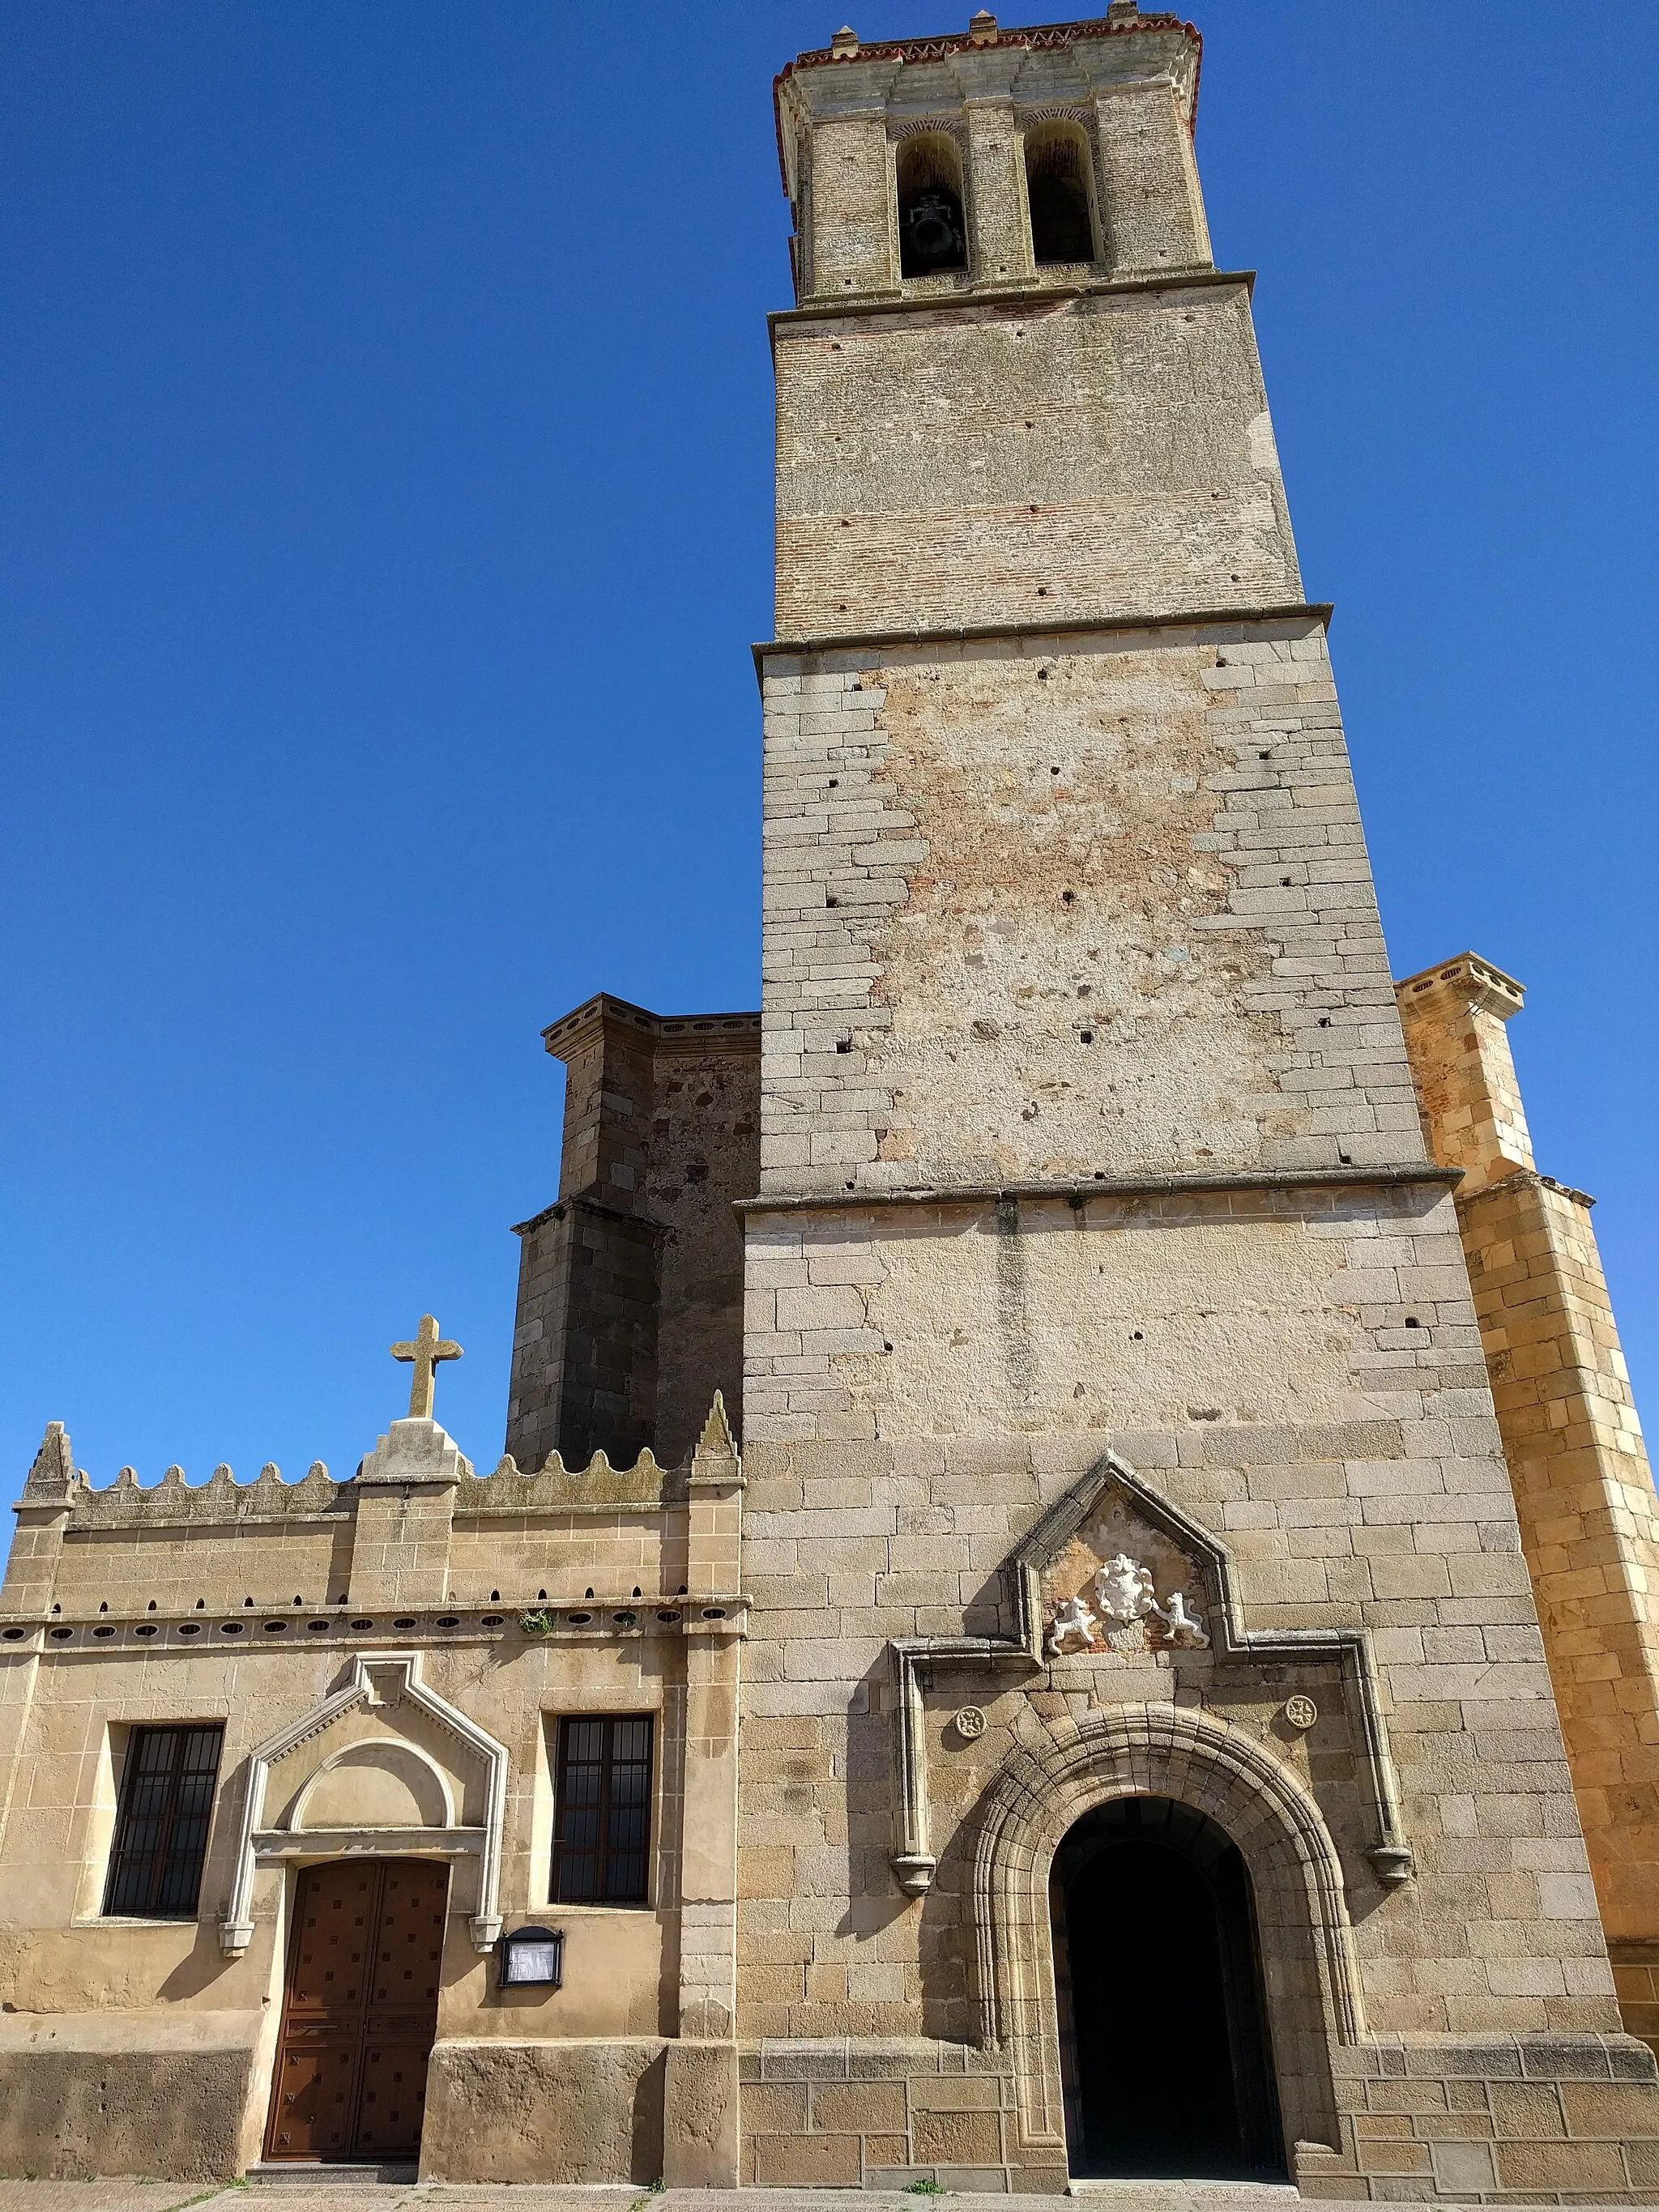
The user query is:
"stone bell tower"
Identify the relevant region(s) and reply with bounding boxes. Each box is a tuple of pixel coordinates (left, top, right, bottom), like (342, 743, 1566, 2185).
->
(735, 8, 1659, 2198)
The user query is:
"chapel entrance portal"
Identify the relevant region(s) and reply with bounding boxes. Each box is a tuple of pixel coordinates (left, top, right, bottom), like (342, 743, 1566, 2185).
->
(1051, 1796, 1285, 2180)
(265, 1857, 448, 2164)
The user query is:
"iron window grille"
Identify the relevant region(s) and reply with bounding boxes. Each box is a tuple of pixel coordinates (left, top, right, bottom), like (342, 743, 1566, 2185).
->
(103, 1723, 224, 1919)
(550, 1714, 653, 1904)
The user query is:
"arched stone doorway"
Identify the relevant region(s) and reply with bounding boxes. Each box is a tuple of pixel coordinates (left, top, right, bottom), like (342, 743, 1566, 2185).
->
(1050, 1796, 1284, 2179)
(970, 1703, 1356, 2176)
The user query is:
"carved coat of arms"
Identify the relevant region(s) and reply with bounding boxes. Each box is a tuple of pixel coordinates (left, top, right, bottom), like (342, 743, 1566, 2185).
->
(1046, 1550, 1209, 1658)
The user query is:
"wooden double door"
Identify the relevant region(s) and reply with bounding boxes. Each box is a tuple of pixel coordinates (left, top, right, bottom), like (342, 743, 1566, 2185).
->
(265, 1858, 448, 2163)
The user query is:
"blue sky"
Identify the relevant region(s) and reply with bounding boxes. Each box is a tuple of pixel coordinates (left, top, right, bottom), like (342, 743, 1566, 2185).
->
(2, 2, 1654, 1495)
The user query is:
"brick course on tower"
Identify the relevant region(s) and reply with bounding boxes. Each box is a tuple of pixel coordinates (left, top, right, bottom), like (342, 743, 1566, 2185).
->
(2, 8, 1656, 2197)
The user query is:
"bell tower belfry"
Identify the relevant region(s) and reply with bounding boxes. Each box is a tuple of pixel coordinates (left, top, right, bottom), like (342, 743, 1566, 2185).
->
(736, 8, 1659, 2198)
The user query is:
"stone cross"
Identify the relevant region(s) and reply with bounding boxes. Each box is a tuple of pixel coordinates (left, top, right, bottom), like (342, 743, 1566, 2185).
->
(390, 1314, 463, 1421)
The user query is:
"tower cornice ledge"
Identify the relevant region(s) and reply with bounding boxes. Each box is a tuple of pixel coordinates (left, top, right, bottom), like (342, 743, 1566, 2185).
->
(769, 263, 1253, 336)
(753, 599, 1334, 684)
(736, 1164, 1462, 1216)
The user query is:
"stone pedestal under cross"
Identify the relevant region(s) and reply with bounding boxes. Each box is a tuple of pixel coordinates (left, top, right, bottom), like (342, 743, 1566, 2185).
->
(390, 1314, 463, 1420)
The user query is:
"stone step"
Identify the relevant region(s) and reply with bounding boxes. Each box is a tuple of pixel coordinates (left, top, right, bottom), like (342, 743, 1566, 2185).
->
(245, 2164, 417, 2188)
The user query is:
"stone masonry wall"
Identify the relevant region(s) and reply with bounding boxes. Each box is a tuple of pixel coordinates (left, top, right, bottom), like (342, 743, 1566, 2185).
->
(0, 1418, 744, 2184)
(736, 1171, 1659, 2189)
(508, 1001, 759, 1472)
(760, 619, 1427, 1196)
(774, 285, 1299, 641)
(1396, 955, 1659, 2030)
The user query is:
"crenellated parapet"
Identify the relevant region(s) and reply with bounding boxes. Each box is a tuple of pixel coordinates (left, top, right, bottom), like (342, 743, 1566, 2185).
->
(455, 1447, 683, 1515)
(3, 1394, 741, 1625)
(29, 1454, 349, 1531)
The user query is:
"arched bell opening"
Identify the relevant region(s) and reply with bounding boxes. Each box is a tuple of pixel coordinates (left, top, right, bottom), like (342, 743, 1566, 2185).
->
(896, 133, 968, 279)
(1049, 1794, 1286, 2181)
(1024, 121, 1098, 266)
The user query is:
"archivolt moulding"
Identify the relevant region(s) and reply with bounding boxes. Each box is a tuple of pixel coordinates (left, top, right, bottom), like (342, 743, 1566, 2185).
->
(219, 1651, 507, 1958)
(887, 1447, 1412, 1894)
(972, 1700, 1360, 2157)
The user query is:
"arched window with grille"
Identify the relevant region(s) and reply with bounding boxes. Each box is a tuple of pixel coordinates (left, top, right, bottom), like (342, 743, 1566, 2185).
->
(895, 132, 968, 279)
(1025, 120, 1099, 266)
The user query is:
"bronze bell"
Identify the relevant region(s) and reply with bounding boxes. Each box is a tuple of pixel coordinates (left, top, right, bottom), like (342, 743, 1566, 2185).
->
(904, 190, 965, 271)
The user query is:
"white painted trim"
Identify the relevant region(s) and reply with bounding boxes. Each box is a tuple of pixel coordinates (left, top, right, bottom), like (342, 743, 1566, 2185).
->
(220, 1652, 508, 1957)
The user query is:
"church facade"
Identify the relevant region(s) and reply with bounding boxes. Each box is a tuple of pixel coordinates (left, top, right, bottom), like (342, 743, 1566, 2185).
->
(6, 8, 1659, 2197)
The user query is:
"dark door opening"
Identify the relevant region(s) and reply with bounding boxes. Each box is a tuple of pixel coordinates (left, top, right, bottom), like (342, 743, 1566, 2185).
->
(1051, 1796, 1285, 2180)
(265, 1857, 448, 2163)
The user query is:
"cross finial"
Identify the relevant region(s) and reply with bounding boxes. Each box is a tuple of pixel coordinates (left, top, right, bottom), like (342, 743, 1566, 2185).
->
(390, 1314, 463, 1420)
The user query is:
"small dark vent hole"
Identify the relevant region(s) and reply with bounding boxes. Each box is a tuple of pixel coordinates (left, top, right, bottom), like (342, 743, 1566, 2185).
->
(1405, 1316, 1422, 1328)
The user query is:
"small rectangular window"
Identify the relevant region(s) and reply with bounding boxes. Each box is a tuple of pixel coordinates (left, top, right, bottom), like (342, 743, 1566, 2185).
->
(103, 1724, 224, 1919)
(551, 1715, 654, 1904)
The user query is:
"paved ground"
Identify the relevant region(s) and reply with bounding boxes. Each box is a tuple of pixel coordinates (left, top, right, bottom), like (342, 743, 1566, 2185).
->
(0, 2185, 1637, 2212)
(0, 2191, 1308, 2212)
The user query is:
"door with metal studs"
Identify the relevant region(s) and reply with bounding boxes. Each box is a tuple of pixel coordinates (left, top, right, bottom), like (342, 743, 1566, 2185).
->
(266, 1858, 447, 2163)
